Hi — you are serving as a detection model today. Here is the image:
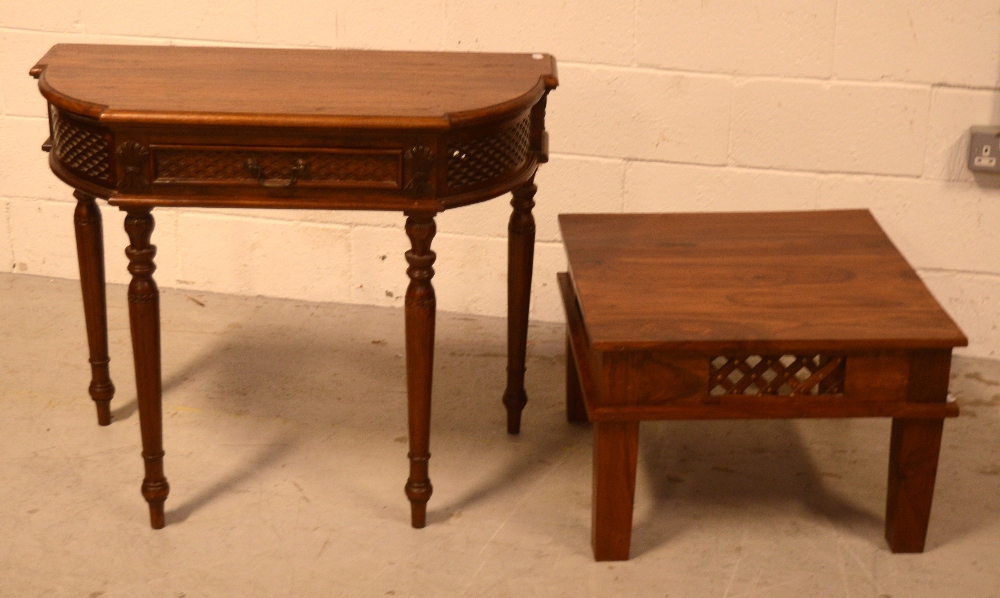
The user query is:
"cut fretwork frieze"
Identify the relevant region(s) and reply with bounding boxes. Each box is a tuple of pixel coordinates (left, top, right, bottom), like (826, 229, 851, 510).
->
(50, 106, 111, 183)
(446, 115, 531, 192)
(709, 354, 846, 396)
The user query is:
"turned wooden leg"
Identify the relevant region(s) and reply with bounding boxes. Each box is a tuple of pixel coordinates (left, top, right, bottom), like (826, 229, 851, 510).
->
(73, 191, 115, 425)
(124, 208, 169, 529)
(566, 333, 588, 423)
(592, 421, 639, 561)
(403, 212, 436, 528)
(502, 176, 537, 434)
(885, 418, 945, 552)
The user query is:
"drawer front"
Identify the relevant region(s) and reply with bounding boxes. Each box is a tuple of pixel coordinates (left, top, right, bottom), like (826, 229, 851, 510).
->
(151, 145, 402, 190)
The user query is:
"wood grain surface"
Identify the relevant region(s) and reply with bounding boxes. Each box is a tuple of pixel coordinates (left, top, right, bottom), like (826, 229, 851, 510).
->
(32, 45, 557, 128)
(559, 210, 967, 353)
(33, 44, 559, 530)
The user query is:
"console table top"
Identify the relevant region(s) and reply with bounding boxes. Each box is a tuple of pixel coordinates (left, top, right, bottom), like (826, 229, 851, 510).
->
(31, 44, 558, 129)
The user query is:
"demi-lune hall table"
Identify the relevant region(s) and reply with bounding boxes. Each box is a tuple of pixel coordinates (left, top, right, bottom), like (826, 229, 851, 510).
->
(31, 44, 557, 529)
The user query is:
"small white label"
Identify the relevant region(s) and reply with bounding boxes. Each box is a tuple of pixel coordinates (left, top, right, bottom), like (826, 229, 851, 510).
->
(532, 53, 544, 60)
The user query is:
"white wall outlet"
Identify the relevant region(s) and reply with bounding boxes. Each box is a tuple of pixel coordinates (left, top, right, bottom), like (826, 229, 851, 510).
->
(969, 126, 1000, 172)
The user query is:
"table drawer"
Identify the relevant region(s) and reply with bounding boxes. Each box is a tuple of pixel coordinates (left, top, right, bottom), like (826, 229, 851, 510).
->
(150, 145, 402, 190)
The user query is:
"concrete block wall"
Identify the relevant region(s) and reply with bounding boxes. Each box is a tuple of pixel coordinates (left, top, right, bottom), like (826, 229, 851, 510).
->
(1, 1, 998, 358)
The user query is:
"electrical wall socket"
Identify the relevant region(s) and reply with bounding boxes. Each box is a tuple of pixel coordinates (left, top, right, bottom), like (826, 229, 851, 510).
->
(969, 126, 1000, 172)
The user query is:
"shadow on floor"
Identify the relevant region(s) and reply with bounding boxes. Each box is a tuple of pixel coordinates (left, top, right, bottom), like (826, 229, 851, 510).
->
(167, 431, 300, 525)
(109, 310, 565, 523)
(629, 419, 886, 558)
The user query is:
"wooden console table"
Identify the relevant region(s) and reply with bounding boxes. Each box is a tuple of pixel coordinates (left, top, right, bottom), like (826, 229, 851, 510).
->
(31, 44, 557, 529)
(558, 211, 966, 560)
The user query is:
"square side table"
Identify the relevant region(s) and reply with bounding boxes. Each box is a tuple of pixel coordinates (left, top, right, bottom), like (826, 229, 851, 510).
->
(558, 210, 966, 561)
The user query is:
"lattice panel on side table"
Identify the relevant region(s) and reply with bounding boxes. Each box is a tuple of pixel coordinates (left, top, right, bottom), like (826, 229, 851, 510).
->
(709, 355, 846, 396)
(50, 106, 111, 183)
(446, 115, 531, 191)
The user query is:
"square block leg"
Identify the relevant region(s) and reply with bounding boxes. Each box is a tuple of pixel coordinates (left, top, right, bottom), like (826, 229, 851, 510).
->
(592, 421, 639, 561)
(566, 334, 588, 423)
(885, 417, 945, 552)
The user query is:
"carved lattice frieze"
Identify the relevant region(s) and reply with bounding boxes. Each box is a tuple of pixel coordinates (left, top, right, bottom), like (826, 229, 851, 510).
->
(709, 354, 846, 396)
(154, 149, 399, 185)
(446, 115, 531, 191)
(50, 106, 111, 182)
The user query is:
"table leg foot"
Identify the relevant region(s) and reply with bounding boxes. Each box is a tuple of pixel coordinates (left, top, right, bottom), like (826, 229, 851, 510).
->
(404, 213, 436, 528)
(125, 208, 169, 530)
(502, 387, 527, 435)
(143, 480, 169, 529)
(148, 503, 165, 529)
(885, 417, 944, 552)
(73, 190, 115, 426)
(503, 177, 537, 434)
(592, 421, 639, 561)
(406, 481, 430, 528)
(566, 333, 588, 423)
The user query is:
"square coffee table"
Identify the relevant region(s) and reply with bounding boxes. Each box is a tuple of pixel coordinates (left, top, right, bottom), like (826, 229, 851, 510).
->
(557, 210, 966, 561)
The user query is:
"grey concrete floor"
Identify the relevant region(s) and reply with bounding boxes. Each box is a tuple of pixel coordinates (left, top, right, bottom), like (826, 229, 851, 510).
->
(2, 272, 999, 597)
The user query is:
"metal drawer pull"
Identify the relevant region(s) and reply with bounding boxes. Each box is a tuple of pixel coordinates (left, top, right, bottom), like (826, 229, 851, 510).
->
(245, 158, 309, 188)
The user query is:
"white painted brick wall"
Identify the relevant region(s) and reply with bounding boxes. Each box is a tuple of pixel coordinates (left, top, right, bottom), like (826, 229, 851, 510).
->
(636, 0, 838, 78)
(1, 117, 67, 198)
(730, 80, 930, 175)
(1, 0, 998, 358)
(259, 0, 445, 50)
(445, 0, 634, 65)
(834, 0, 1000, 88)
(548, 65, 732, 163)
(0, 200, 13, 271)
(925, 87, 1000, 183)
(8, 198, 83, 280)
(625, 162, 822, 214)
(176, 213, 351, 302)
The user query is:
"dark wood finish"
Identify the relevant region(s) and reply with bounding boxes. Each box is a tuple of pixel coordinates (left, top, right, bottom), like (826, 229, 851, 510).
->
(560, 211, 966, 353)
(558, 211, 967, 560)
(503, 176, 537, 433)
(31, 45, 557, 127)
(885, 348, 952, 552)
(592, 421, 639, 561)
(73, 190, 115, 425)
(885, 419, 945, 552)
(565, 334, 588, 423)
(403, 213, 437, 528)
(559, 273, 602, 408)
(123, 208, 169, 529)
(558, 272, 957, 422)
(32, 45, 557, 212)
(33, 45, 557, 529)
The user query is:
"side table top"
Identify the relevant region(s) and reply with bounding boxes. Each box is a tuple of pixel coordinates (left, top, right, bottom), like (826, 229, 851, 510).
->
(560, 210, 967, 353)
(31, 45, 558, 129)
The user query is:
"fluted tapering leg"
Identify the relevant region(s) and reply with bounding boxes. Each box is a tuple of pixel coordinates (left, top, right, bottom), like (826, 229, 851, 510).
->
(503, 176, 537, 434)
(73, 190, 115, 425)
(123, 208, 169, 529)
(403, 212, 437, 528)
